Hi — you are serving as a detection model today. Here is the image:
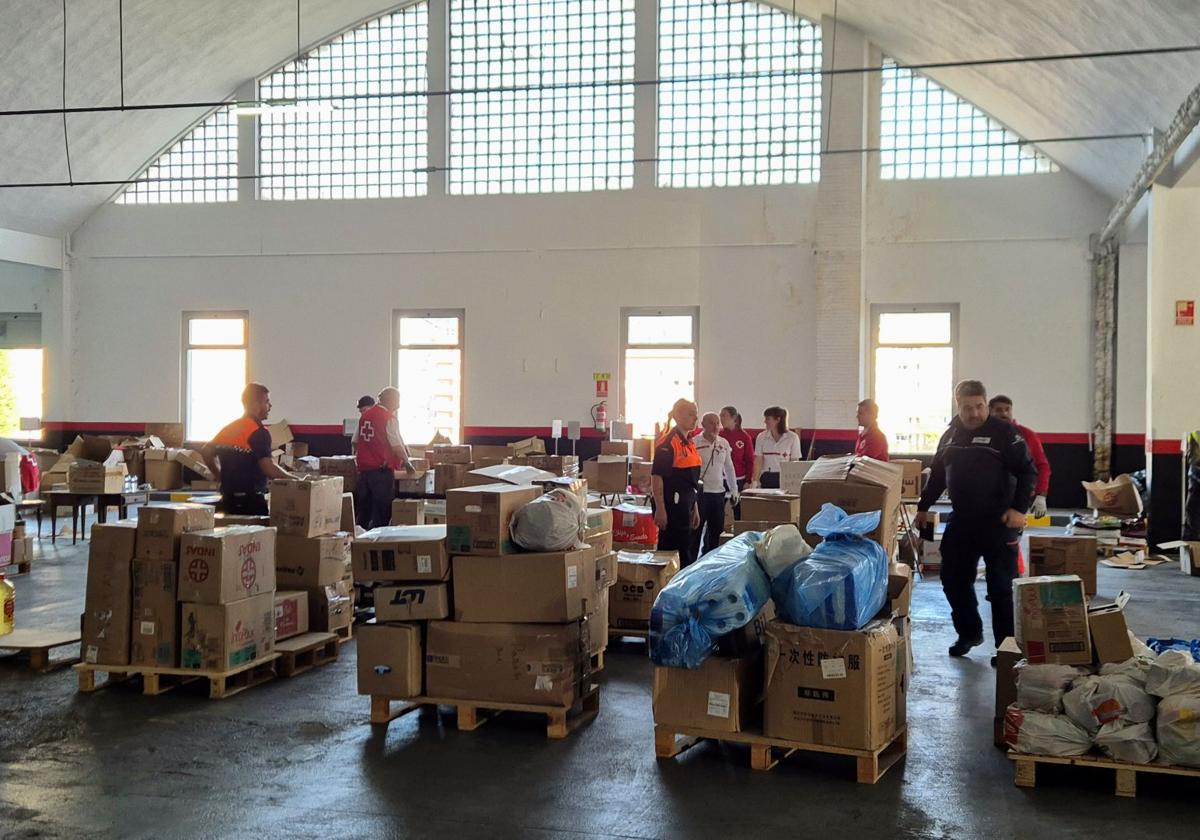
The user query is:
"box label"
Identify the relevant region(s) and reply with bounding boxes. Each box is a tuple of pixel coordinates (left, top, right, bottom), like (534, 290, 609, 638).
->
(567, 565, 578, 589)
(821, 658, 847, 680)
(140, 621, 155, 635)
(706, 691, 731, 718)
(86, 645, 98, 664)
(534, 675, 554, 691)
(417, 555, 432, 574)
(426, 653, 461, 668)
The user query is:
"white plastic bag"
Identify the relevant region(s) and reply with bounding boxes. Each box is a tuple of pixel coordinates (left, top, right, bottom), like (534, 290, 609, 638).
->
(1005, 706, 1092, 756)
(1095, 721, 1158, 764)
(1157, 694, 1200, 767)
(1063, 674, 1156, 734)
(1015, 662, 1088, 713)
(509, 489, 586, 552)
(753, 523, 813, 579)
(1099, 654, 1155, 686)
(1146, 649, 1200, 698)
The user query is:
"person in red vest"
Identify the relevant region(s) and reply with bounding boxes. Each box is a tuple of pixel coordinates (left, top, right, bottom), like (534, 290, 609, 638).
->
(202, 383, 296, 515)
(855, 399, 889, 461)
(355, 387, 415, 530)
(989, 395, 1050, 520)
(719, 405, 755, 519)
(652, 398, 703, 567)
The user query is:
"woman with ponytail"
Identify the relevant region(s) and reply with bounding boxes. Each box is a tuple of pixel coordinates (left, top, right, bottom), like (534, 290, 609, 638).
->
(651, 398, 703, 567)
(719, 406, 754, 519)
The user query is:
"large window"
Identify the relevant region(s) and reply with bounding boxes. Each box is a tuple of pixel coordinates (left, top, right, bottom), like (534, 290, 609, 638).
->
(259, 4, 430, 200)
(871, 306, 957, 455)
(184, 313, 248, 442)
(658, 0, 821, 188)
(394, 311, 464, 444)
(621, 309, 697, 439)
(0, 313, 44, 440)
(448, 0, 635, 194)
(880, 60, 1056, 180)
(115, 105, 238, 204)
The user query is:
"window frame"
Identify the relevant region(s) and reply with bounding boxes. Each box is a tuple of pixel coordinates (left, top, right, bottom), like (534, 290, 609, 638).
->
(392, 308, 466, 444)
(182, 311, 250, 442)
(619, 306, 699, 431)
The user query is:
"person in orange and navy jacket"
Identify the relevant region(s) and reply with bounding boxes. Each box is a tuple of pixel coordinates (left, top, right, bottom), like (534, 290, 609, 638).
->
(202, 383, 296, 516)
(355, 387, 416, 530)
(652, 398, 703, 567)
(855, 398, 890, 461)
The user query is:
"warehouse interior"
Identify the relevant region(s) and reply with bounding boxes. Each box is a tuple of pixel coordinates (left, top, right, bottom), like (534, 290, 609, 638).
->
(3, 1, 1200, 837)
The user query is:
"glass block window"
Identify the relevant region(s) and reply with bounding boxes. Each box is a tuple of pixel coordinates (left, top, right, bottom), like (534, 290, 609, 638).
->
(115, 105, 237, 204)
(658, 0, 821, 188)
(880, 59, 1057, 180)
(448, 0, 635, 195)
(259, 3, 429, 200)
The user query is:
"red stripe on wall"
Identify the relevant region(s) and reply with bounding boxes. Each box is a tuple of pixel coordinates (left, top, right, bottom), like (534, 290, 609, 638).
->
(805, 428, 860, 442)
(42, 421, 146, 432)
(464, 425, 608, 439)
(1037, 432, 1090, 445)
(1147, 438, 1183, 455)
(288, 424, 344, 435)
(1115, 434, 1145, 447)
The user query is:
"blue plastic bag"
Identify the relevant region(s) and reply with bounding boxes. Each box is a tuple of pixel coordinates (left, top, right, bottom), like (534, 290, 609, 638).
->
(1147, 638, 1200, 662)
(771, 503, 889, 630)
(649, 532, 770, 669)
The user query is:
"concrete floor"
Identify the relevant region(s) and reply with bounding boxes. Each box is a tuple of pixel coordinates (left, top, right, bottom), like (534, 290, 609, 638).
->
(2, 520, 1200, 839)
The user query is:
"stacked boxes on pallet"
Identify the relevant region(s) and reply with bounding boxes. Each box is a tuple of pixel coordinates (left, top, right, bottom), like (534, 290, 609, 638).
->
(271, 477, 352, 639)
(427, 444, 475, 495)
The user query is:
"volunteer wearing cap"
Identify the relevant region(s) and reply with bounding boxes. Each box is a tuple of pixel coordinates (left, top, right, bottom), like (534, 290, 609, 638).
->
(988, 395, 1050, 520)
(692, 412, 740, 558)
(355, 387, 416, 530)
(719, 406, 754, 518)
(652, 398, 703, 567)
(202, 383, 296, 516)
(351, 395, 376, 454)
(914, 380, 1037, 663)
(751, 405, 802, 489)
(855, 399, 889, 461)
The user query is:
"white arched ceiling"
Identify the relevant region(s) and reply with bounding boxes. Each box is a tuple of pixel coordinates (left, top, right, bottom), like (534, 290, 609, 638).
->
(1, 0, 1199, 236)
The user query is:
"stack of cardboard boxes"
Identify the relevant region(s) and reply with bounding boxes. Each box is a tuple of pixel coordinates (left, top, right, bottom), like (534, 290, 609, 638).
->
(427, 444, 475, 494)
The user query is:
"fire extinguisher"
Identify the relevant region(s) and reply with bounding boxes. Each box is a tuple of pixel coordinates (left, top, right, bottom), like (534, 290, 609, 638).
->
(592, 401, 608, 432)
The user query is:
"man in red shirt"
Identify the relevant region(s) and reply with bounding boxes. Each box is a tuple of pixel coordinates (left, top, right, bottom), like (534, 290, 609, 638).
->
(855, 399, 889, 461)
(989, 396, 1050, 519)
(355, 387, 416, 530)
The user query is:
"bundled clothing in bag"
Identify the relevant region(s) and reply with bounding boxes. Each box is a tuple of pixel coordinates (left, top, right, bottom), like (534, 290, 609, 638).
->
(1004, 706, 1092, 756)
(510, 488, 586, 552)
(1096, 721, 1158, 764)
(1062, 674, 1156, 734)
(1014, 662, 1088, 713)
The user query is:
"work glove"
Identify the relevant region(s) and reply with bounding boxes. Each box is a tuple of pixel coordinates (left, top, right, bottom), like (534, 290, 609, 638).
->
(1030, 495, 1047, 519)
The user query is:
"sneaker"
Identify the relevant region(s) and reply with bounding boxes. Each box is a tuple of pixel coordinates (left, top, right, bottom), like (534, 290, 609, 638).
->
(990, 656, 997, 668)
(948, 635, 984, 657)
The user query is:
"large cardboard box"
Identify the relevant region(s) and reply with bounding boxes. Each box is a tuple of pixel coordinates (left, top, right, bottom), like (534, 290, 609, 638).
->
(586, 587, 609, 656)
(446, 484, 542, 556)
(1088, 592, 1133, 665)
(892, 459, 924, 500)
(739, 491, 801, 524)
(611, 550, 680, 628)
(309, 579, 353, 632)
(994, 637, 1024, 746)
(425, 620, 586, 706)
(269, 477, 344, 538)
(390, 499, 425, 526)
(68, 459, 128, 494)
(1013, 575, 1092, 665)
(81, 521, 138, 666)
(434, 463, 473, 494)
(181, 591, 275, 671)
(612, 503, 657, 545)
(427, 444, 473, 466)
(136, 503, 216, 561)
(275, 532, 353, 589)
(716, 602, 776, 658)
(524, 454, 580, 477)
(374, 583, 451, 621)
(764, 619, 900, 750)
(274, 590, 309, 641)
(177, 526, 277, 604)
(356, 622, 423, 698)
(130, 558, 179, 667)
(453, 547, 596, 623)
(318, 456, 358, 494)
(145, 453, 183, 490)
(507, 437, 546, 458)
(653, 654, 763, 734)
(582, 458, 629, 494)
(779, 460, 817, 495)
(799, 456, 903, 551)
(351, 525, 450, 582)
(145, 422, 185, 448)
(1081, 474, 1143, 516)
(1028, 536, 1098, 597)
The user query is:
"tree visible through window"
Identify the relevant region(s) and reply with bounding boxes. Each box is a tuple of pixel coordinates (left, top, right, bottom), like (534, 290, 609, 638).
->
(0, 349, 42, 439)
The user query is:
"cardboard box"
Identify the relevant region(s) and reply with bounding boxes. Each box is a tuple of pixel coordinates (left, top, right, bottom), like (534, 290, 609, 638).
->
(446, 484, 543, 556)
(214, 514, 271, 528)
(732, 520, 776, 536)
(1088, 592, 1133, 665)
(145, 422, 185, 448)
(145, 456, 183, 490)
(9, 534, 32, 568)
(1161, 540, 1200, 576)
(177, 526, 277, 604)
(269, 477, 344, 538)
(583, 459, 629, 494)
(433, 463, 473, 494)
(779, 460, 817, 495)
(267, 420, 294, 450)
(886, 562, 913, 618)
(653, 654, 763, 734)
(892, 459, 924, 499)
(600, 440, 631, 456)
(356, 622, 423, 698)
(390, 499, 425, 527)
(68, 459, 128, 494)
(309, 579, 353, 632)
(1013, 575, 1092, 665)
(629, 461, 653, 494)
(425, 620, 586, 706)
(611, 550, 680, 628)
(427, 444, 473, 466)
(284, 441, 309, 459)
(275, 532, 353, 589)
(1028, 536, 1098, 597)
(612, 503, 657, 545)
(318, 456, 358, 494)
(507, 437, 546, 458)
(274, 590, 309, 641)
(524, 455, 580, 477)
(1082, 474, 1143, 516)
(739, 491, 801, 524)
(586, 588, 609, 655)
(130, 558, 179, 667)
(465, 463, 556, 488)
(351, 525, 450, 582)
(799, 456, 903, 551)
(136, 503, 216, 561)
(453, 548, 596, 623)
(81, 521, 137, 666)
(763, 619, 900, 750)
(994, 637, 1024, 746)
(374, 583, 451, 621)
(595, 551, 617, 590)
(340, 492, 356, 533)
(181, 591, 275, 671)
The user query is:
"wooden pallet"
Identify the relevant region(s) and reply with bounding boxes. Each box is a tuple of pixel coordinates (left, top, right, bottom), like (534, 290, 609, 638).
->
(276, 632, 339, 677)
(0, 628, 80, 672)
(74, 653, 280, 699)
(5, 560, 32, 576)
(608, 626, 649, 641)
(590, 650, 605, 673)
(369, 683, 602, 739)
(656, 724, 908, 784)
(1009, 750, 1200, 798)
(332, 623, 354, 644)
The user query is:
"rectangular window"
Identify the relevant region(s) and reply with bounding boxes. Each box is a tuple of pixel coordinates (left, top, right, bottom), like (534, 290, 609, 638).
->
(0, 313, 44, 440)
(184, 313, 248, 442)
(394, 310, 464, 444)
(870, 305, 957, 455)
(621, 308, 697, 439)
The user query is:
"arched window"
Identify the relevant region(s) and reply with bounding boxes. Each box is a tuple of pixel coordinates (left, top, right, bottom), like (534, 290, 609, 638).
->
(115, 105, 237, 204)
(657, 0, 822, 188)
(258, 3, 430, 200)
(880, 60, 1057, 179)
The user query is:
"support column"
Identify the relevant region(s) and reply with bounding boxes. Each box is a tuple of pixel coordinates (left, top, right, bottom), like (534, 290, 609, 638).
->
(632, 0, 658, 191)
(426, 0, 448, 197)
(235, 80, 257, 202)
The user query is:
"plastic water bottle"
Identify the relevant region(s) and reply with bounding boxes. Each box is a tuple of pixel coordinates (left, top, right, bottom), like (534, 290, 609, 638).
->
(0, 574, 13, 636)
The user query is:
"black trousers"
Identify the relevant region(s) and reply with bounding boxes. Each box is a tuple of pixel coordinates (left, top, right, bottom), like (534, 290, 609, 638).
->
(220, 491, 268, 516)
(356, 467, 395, 531)
(732, 478, 746, 520)
(690, 492, 727, 561)
(760, 471, 780, 489)
(657, 489, 698, 568)
(939, 517, 1020, 646)
(1185, 467, 1200, 540)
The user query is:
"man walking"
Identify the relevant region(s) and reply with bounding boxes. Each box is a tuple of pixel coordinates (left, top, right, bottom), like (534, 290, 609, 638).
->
(988, 395, 1050, 520)
(692, 412, 739, 559)
(355, 387, 415, 530)
(914, 380, 1036, 662)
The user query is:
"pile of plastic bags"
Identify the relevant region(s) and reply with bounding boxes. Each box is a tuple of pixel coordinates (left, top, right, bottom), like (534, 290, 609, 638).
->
(509, 488, 586, 552)
(1148, 650, 1200, 767)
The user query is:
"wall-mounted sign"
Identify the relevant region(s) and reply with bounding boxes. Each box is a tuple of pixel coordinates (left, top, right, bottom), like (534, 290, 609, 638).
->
(1177, 300, 1195, 326)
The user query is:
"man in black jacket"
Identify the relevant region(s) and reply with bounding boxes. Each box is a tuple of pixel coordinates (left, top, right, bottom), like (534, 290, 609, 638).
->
(914, 380, 1037, 662)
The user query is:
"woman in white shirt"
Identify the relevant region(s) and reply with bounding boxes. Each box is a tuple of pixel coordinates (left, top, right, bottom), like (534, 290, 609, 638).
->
(752, 405, 802, 489)
(692, 412, 740, 558)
